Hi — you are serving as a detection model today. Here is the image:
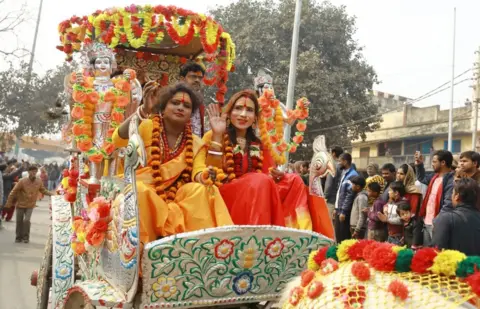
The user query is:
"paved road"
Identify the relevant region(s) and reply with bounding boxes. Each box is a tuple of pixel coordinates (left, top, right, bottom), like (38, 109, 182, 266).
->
(0, 199, 50, 309)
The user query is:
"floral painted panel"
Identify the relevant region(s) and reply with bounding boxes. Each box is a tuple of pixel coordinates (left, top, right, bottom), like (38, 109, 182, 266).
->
(51, 196, 75, 309)
(141, 226, 334, 308)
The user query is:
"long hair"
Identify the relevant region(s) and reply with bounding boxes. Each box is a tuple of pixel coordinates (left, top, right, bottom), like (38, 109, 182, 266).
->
(225, 90, 261, 171)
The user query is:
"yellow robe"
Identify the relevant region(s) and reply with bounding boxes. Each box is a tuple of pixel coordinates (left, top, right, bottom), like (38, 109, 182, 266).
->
(112, 120, 233, 245)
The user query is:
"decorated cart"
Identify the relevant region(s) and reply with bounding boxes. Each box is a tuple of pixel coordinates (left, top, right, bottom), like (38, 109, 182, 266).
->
(31, 4, 336, 309)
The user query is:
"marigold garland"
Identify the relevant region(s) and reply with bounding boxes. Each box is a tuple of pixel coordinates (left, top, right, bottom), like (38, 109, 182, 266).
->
(221, 133, 263, 183)
(150, 115, 193, 203)
(71, 72, 133, 162)
(258, 90, 310, 165)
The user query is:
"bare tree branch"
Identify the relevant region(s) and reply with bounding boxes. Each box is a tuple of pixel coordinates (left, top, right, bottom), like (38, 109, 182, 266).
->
(0, 2, 29, 58)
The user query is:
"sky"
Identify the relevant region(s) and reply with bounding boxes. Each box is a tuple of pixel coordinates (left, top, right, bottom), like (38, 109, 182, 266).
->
(2, 0, 480, 111)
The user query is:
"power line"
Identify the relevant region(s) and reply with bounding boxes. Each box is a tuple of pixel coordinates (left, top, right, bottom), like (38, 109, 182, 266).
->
(308, 70, 473, 133)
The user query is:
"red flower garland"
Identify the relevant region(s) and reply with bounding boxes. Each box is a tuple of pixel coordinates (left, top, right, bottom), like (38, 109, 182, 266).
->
(165, 18, 195, 46)
(410, 247, 438, 274)
(368, 244, 397, 272)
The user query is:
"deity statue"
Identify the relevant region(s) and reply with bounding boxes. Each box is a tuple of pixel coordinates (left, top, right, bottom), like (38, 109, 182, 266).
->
(66, 42, 142, 184)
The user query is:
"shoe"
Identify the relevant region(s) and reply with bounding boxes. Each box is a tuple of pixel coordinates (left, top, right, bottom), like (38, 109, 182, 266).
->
(23, 239, 29, 243)
(15, 239, 21, 243)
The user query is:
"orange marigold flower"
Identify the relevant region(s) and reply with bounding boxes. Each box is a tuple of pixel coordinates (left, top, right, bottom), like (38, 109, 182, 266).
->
(71, 106, 84, 119)
(72, 124, 84, 136)
(116, 95, 129, 107)
(102, 142, 115, 155)
(73, 90, 87, 103)
(112, 111, 125, 123)
(88, 153, 104, 163)
(104, 91, 116, 103)
(292, 135, 304, 144)
(87, 92, 99, 104)
(115, 80, 131, 92)
(296, 122, 307, 132)
(77, 140, 93, 152)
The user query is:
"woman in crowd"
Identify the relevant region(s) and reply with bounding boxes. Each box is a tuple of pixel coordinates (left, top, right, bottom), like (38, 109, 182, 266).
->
(203, 90, 312, 230)
(112, 82, 232, 245)
(396, 163, 422, 214)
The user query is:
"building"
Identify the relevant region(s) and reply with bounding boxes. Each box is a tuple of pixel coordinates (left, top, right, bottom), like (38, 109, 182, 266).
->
(351, 100, 475, 171)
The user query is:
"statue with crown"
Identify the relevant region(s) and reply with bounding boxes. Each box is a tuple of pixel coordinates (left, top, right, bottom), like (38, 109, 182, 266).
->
(64, 42, 142, 185)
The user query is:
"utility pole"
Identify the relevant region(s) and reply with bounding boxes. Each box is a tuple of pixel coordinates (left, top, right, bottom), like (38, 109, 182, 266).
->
(15, 0, 43, 156)
(473, 47, 480, 151)
(447, 7, 457, 152)
(283, 0, 302, 166)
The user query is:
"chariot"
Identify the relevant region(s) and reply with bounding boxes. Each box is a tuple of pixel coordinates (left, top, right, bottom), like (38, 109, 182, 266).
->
(31, 4, 335, 309)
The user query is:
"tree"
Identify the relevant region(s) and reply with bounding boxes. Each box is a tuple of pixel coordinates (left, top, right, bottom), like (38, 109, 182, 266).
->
(0, 62, 72, 141)
(209, 0, 380, 160)
(0, 0, 29, 58)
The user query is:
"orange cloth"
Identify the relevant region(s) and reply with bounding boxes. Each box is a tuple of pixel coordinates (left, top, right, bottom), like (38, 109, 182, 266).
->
(308, 194, 335, 239)
(203, 130, 312, 230)
(112, 120, 233, 245)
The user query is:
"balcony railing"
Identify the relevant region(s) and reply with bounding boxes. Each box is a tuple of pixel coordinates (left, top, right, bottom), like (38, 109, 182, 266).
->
(354, 154, 433, 171)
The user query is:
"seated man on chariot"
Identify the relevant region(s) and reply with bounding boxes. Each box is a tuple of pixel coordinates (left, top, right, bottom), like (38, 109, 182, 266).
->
(112, 81, 233, 245)
(203, 90, 312, 230)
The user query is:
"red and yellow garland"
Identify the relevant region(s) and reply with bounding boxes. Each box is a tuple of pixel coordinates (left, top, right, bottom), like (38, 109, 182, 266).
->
(222, 133, 263, 181)
(71, 69, 136, 163)
(150, 115, 194, 203)
(258, 90, 310, 165)
(57, 5, 235, 107)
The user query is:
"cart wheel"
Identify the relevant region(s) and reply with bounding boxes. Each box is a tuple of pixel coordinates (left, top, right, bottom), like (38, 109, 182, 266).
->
(64, 291, 96, 309)
(38, 230, 53, 309)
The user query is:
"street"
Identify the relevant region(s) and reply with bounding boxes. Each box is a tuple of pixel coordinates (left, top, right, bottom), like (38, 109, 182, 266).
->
(0, 199, 50, 309)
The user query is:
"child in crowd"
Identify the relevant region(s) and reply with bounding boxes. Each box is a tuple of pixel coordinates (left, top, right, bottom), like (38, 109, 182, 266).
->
(378, 181, 406, 245)
(366, 182, 387, 241)
(397, 202, 423, 248)
(349, 176, 368, 239)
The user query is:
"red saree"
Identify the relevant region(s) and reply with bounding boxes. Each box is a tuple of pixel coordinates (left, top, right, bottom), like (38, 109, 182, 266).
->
(219, 148, 312, 230)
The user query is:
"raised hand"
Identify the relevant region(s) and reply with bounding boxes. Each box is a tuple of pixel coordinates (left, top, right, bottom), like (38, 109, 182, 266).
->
(142, 81, 161, 115)
(207, 103, 227, 136)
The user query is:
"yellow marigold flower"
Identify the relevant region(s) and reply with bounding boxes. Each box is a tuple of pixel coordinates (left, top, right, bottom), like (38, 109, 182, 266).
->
(337, 239, 358, 262)
(428, 250, 467, 277)
(308, 250, 320, 271)
(392, 245, 406, 253)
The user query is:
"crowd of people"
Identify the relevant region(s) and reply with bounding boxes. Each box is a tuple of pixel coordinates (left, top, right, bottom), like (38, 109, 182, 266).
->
(324, 147, 480, 255)
(0, 158, 60, 242)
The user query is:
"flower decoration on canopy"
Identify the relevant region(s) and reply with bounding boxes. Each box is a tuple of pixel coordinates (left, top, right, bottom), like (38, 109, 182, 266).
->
(56, 4, 236, 106)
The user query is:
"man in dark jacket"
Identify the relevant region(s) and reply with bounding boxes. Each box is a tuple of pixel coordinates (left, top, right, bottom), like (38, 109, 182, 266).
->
(380, 163, 396, 203)
(415, 150, 454, 246)
(333, 153, 359, 243)
(324, 146, 343, 219)
(432, 178, 480, 255)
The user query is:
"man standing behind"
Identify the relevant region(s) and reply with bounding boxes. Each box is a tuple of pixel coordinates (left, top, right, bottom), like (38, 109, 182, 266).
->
(324, 146, 344, 219)
(334, 153, 359, 242)
(458, 151, 480, 184)
(415, 150, 454, 246)
(179, 62, 206, 137)
(4, 165, 54, 243)
(380, 163, 396, 202)
(432, 178, 480, 255)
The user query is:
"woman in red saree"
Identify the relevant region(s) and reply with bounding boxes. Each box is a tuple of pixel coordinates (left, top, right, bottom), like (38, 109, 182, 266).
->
(203, 90, 312, 230)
